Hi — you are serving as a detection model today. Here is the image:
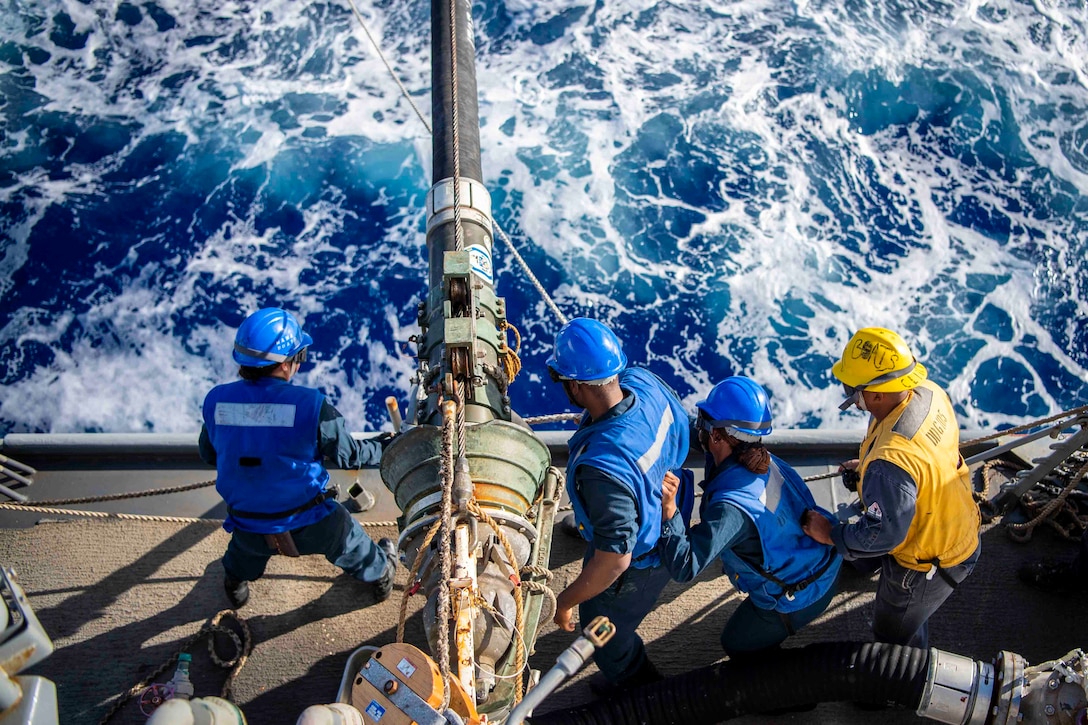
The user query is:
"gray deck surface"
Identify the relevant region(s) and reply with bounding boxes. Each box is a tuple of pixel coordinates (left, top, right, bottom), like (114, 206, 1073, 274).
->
(0, 435, 1084, 724)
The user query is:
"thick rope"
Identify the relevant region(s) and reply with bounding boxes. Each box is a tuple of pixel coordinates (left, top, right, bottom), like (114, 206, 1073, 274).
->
(802, 470, 841, 483)
(501, 320, 523, 385)
(519, 562, 558, 628)
(467, 500, 526, 702)
(98, 610, 251, 724)
(3, 479, 216, 507)
(396, 516, 444, 644)
(0, 503, 220, 524)
(436, 403, 455, 709)
(520, 579, 557, 626)
(1006, 458, 1088, 543)
(525, 404, 1088, 441)
(0, 502, 397, 527)
(523, 412, 582, 426)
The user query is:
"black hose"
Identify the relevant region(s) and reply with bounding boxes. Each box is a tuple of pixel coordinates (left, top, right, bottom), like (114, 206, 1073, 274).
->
(528, 642, 930, 725)
(431, 0, 483, 183)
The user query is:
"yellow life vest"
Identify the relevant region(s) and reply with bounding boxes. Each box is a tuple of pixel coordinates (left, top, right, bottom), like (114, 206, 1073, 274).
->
(857, 380, 980, 571)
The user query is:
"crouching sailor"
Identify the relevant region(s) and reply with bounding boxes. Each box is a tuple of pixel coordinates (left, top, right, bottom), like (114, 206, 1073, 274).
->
(546, 318, 690, 695)
(659, 377, 841, 657)
(198, 307, 397, 609)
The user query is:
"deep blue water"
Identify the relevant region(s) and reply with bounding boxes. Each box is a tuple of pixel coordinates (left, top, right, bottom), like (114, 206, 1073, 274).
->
(1, 0, 1087, 436)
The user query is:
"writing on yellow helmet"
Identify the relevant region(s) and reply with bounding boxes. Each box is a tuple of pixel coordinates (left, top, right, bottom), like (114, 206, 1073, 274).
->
(832, 327, 928, 393)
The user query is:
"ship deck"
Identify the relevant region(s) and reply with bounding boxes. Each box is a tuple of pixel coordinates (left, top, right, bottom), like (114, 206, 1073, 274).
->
(0, 432, 1085, 725)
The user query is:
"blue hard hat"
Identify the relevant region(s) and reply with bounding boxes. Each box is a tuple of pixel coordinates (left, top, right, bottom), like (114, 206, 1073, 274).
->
(232, 307, 313, 367)
(545, 318, 627, 382)
(696, 376, 773, 441)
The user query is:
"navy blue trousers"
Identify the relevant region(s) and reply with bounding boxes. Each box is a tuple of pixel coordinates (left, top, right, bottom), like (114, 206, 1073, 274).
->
(873, 539, 981, 649)
(720, 575, 839, 656)
(578, 563, 672, 684)
(223, 503, 388, 583)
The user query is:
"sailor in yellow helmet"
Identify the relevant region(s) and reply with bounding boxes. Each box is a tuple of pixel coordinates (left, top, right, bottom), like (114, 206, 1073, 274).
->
(801, 327, 981, 649)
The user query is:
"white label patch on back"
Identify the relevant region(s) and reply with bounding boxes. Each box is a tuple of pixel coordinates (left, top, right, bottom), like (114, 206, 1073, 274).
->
(214, 402, 296, 428)
(761, 462, 784, 513)
(865, 501, 883, 520)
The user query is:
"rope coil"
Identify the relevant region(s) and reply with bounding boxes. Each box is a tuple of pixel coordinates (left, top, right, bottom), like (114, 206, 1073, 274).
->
(98, 610, 251, 724)
(1005, 457, 1088, 543)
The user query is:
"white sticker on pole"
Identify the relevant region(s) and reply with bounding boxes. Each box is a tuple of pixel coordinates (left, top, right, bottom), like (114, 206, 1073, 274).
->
(468, 243, 494, 284)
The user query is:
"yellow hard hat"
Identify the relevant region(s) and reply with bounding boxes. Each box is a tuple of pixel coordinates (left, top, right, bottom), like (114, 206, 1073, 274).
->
(831, 327, 928, 394)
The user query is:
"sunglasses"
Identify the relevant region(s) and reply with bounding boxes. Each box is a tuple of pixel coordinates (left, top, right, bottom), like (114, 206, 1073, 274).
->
(839, 383, 863, 411)
(293, 348, 308, 364)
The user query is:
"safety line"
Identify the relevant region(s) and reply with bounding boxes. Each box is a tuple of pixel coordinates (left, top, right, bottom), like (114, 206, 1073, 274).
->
(0, 502, 397, 527)
(493, 224, 569, 326)
(344, 0, 432, 135)
(960, 404, 1088, 448)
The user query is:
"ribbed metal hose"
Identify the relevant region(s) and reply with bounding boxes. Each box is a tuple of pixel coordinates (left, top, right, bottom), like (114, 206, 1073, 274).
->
(528, 642, 930, 725)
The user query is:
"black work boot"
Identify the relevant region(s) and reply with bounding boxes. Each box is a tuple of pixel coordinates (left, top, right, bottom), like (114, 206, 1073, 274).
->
(224, 575, 250, 609)
(372, 538, 398, 602)
(624, 657, 663, 688)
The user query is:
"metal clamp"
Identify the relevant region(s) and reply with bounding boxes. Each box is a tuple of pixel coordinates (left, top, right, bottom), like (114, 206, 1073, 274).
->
(427, 177, 494, 237)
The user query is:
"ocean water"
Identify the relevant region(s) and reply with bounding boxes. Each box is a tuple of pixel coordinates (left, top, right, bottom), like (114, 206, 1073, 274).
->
(1, 0, 1087, 437)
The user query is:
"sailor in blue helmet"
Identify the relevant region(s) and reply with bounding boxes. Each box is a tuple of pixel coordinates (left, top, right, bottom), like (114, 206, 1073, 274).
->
(198, 307, 398, 609)
(547, 318, 689, 694)
(659, 377, 841, 657)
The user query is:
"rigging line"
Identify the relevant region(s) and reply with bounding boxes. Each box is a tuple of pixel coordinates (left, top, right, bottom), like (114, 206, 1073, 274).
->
(493, 223, 569, 326)
(450, 0, 465, 253)
(960, 404, 1088, 448)
(345, 0, 432, 135)
(5, 479, 216, 506)
(0, 502, 398, 527)
(346, 0, 568, 326)
(446, 3, 469, 704)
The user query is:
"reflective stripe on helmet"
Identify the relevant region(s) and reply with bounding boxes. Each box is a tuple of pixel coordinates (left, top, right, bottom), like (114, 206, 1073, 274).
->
(861, 359, 919, 389)
(700, 415, 770, 438)
(695, 376, 773, 438)
(234, 341, 291, 363)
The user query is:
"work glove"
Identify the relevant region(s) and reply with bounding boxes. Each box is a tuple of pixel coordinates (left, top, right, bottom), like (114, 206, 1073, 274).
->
(841, 468, 860, 493)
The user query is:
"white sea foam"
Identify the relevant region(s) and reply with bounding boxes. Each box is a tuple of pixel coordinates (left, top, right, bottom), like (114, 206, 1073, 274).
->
(1, 0, 1086, 435)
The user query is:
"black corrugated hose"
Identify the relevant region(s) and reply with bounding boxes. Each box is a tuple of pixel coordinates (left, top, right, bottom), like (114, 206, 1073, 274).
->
(528, 641, 930, 725)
